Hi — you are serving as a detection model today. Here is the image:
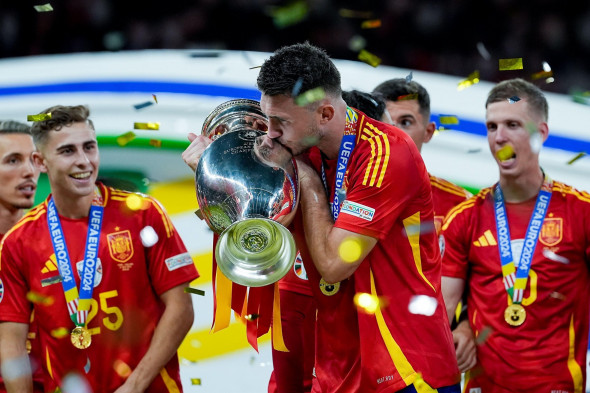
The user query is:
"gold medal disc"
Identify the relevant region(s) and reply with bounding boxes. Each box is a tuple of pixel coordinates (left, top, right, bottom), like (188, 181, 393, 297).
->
(504, 304, 526, 327)
(319, 278, 340, 296)
(71, 326, 92, 349)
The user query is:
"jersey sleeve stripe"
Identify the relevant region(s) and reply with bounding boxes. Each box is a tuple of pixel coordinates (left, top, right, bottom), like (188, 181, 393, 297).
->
(402, 212, 436, 293)
(430, 178, 470, 198)
(150, 199, 173, 238)
(360, 127, 390, 188)
(369, 268, 417, 385)
(159, 367, 181, 393)
(372, 128, 390, 188)
(441, 200, 476, 232)
(362, 136, 377, 186)
(567, 314, 584, 393)
(368, 131, 383, 187)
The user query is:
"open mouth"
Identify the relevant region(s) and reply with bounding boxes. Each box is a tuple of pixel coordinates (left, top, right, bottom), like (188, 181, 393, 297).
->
(496, 145, 516, 164)
(17, 182, 37, 197)
(70, 172, 92, 180)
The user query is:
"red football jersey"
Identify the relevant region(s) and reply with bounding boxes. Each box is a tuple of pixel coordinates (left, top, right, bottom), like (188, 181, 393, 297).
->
(277, 250, 313, 296)
(430, 174, 472, 235)
(442, 181, 590, 392)
(320, 110, 459, 391)
(0, 183, 199, 393)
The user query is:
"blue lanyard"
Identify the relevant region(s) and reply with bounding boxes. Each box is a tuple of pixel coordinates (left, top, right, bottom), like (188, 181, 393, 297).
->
(47, 197, 104, 326)
(493, 176, 552, 303)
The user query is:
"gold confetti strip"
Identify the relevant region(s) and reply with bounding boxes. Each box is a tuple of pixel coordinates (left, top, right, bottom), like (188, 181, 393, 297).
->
(249, 65, 262, 70)
(133, 122, 160, 130)
(457, 70, 480, 91)
(567, 152, 586, 165)
(152, 94, 158, 103)
(116, 131, 136, 147)
(531, 70, 553, 80)
(26, 291, 54, 306)
(496, 145, 514, 162)
(270, 1, 308, 28)
(358, 49, 381, 67)
(499, 58, 523, 71)
(149, 139, 162, 148)
(27, 113, 51, 122)
(397, 93, 418, 101)
(339, 9, 373, 18)
(361, 19, 381, 29)
(50, 327, 70, 339)
(439, 115, 459, 125)
(184, 287, 205, 296)
(41, 275, 63, 287)
(191, 378, 202, 386)
(295, 87, 326, 106)
(34, 3, 53, 12)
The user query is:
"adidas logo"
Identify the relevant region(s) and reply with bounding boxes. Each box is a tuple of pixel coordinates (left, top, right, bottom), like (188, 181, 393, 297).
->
(41, 254, 58, 273)
(473, 230, 497, 247)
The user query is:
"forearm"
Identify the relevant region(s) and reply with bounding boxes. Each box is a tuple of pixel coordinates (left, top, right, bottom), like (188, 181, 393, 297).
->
(122, 284, 194, 392)
(0, 322, 32, 393)
(441, 276, 465, 322)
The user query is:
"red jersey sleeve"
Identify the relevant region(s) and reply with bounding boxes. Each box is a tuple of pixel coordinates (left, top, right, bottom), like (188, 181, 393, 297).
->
(144, 197, 199, 296)
(441, 198, 477, 279)
(335, 126, 424, 240)
(0, 236, 32, 323)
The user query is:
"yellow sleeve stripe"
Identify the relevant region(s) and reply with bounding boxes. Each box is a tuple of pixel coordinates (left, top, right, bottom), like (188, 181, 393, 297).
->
(441, 200, 476, 232)
(430, 177, 470, 198)
(360, 125, 390, 188)
(558, 188, 590, 205)
(109, 193, 174, 238)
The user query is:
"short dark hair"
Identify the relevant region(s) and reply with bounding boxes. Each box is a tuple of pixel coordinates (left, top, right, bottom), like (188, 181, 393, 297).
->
(342, 90, 386, 121)
(30, 105, 95, 147)
(257, 42, 342, 100)
(0, 120, 31, 135)
(372, 78, 431, 122)
(485, 78, 548, 121)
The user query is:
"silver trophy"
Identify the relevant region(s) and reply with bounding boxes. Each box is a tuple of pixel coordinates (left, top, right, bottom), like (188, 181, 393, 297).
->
(196, 99, 298, 287)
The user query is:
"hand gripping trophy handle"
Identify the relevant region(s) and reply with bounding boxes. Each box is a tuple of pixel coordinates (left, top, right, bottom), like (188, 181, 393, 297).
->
(195, 99, 299, 287)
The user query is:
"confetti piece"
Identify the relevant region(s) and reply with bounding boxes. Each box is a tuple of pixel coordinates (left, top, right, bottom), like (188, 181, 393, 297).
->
(361, 19, 381, 29)
(496, 145, 514, 162)
(476, 42, 491, 61)
(34, 3, 53, 12)
(191, 378, 202, 386)
(84, 357, 91, 374)
(291, 77, 303, 97)
(531, 70, 553, 80)
(467, 148, 482, 154)
(194, 209, 204, 220)
(152, 94, 158, 104)
(116, 131, 136, 146)
(572, 91, 590, 106)
(270, 1, 308, 28)
(50, 327, 70, 339)
(338, 237, 363, 263)
(140, 226, 159, 247)
(295, 87, 326, 106)
(113, 360, 132, 378)
(566, 152, 586, 165)
(358, 49, 381, 67)
(184, 287, 206, 296)
(339, 9, 373, 18)
(133, 122, 159, 130)
(133, 101, 154, 110)
(405, 71, 413, 83)
(41, 275, 63, 287)
(542, 248, 570, 264)
(408, 295, 437, 316)
(149, 139, 162, 148)
(249, 65, 262, 70)
(499, 58, 523, 71)
(348, 35, 367, 52)
(354, 293, 381, 314)
(26, 291, 53, 306)
(457, 70, 480, 91)
(475, 326, 493, 345)
(508, 95, 521, 104)
(397, 93, 418, 101)
(439, 115, 459, 125)
(27, 113, 51, 122)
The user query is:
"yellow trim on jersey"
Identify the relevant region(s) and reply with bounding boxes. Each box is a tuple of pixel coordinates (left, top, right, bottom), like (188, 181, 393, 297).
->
(151, 198, 173, 238)
(360, 125, 390, 188)
(159, 367, 181, 393)
(559, 187, 590, 204)
(46, 347, 54, 380)
(111, 191, 174, 238)
(441, 200, 476, 232)
(402, 212, 436, 292)
(567, 314, 584, 393)
(430, 176, 470, 198)
(370, 268, 418, 386)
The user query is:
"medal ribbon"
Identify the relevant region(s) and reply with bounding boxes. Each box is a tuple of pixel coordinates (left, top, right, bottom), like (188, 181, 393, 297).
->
(46, 189, 104, 327)
(493, 174, 552, 303)
(320, 107, 359, 221)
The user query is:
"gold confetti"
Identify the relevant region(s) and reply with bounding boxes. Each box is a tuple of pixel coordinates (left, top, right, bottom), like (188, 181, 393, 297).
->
(475, 326, 493, 345)
(338, 237, 363, 263)
(116, 131, 136, 147)
(531, 70, 553, 80)
(50, 327, 70, 339)
(361, 19, 381, 29)
(295, 87, 326, 106)
(269, 1, 308, 28)
(27, 113, 51, 122)
(113, 360, 132, 378)
(34, 3, 53, 12)
(339, 9, 373, 18)
(499, 58, 523, 71)
(249, 65, 262, 70)
(358, 49, 381, 67)
(439, 115, 459, 125)
(149, 139, 162, 148)
(354, 293, 381, 314)
(26, 291, 53, 306)
(191, 378, 202, 386)
(457, 70, 480, 91)
(566, 152, 586, 165)
(152, 94, 158, 104)
(397, 93, 418, 101)
(133, 122, 160, 130)
(184, 287, 205, 296)
(496, 145, 514, 162)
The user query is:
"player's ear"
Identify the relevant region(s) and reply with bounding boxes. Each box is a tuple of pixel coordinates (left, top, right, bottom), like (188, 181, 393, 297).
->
(424, 121, 436, 144)
(319, 104, 335, 125)
(32, 151, 48, 174)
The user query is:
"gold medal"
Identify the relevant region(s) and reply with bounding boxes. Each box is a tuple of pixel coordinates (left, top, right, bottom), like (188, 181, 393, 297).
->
(504, 304, 526, 326)
(70, 326, 92, 349)
(319, 278, 340, 296)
